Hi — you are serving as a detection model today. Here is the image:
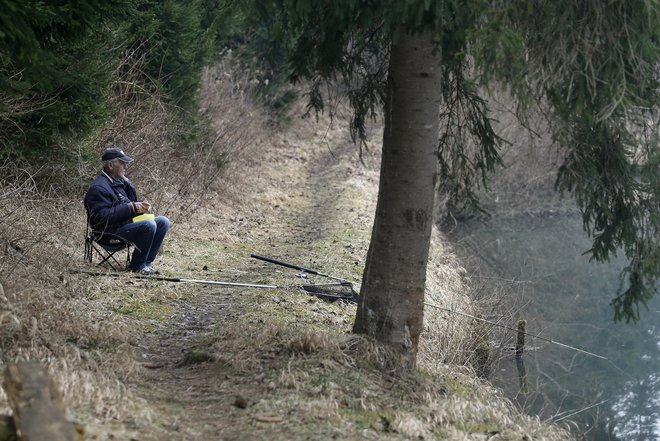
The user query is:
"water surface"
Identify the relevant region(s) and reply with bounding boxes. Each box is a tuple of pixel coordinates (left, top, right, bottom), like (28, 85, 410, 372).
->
(444, 214, 660, 440)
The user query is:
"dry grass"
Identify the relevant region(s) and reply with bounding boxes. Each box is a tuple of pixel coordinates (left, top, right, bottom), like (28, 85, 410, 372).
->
(184, 290, 573, 440)
(0, 57, 577, 441)
(422, 228, 485, 369)
(0, 162, 153, 436)
(0, 52, 267, 439)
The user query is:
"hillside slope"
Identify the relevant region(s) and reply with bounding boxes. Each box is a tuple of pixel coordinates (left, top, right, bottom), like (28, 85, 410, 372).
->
(81, 112, 573, 440)
(0, 99, 575, 440)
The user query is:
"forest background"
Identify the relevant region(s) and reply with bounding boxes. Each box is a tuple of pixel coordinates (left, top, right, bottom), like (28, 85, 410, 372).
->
(0, 1, 657, 440)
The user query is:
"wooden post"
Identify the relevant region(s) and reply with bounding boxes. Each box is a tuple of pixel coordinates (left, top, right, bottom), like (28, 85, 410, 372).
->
(515, 319, 526, 358)
(2, 362, 77, 441)
(516, 356, 529, 395)
(515, 319, 528, 394)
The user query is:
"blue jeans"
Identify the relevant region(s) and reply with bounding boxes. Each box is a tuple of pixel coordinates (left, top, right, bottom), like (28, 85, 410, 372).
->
(114, 216, 170, 271)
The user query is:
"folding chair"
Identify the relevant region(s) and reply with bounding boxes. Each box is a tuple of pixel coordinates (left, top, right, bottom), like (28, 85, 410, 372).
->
(84, 221, 133, 271)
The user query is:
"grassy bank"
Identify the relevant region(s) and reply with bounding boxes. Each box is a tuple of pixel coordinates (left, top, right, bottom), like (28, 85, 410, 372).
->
(0, 67, 575, 440)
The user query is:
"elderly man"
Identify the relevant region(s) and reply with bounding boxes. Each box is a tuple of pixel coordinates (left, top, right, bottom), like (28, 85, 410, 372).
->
(84, 147, 170, 275)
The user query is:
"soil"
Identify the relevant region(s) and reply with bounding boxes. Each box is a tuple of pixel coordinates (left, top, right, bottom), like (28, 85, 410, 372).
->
(125, 116, 383, 440)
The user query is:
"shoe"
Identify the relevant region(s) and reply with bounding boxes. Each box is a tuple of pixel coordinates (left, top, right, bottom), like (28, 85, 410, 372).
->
(138, 266, 160, 275)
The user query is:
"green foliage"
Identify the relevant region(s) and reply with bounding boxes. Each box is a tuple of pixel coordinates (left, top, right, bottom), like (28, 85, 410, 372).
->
(2, 0, 655, 320)
(519, 0, 660, 321)
(208, 2, 301, 123)
(0, 415, 16, 441)
(234, 0, 659, 321)
(473, 0, 660, 321)
(554, 118, 657, 321)
(124, 0, 222, 109)
(0, 0, 132, 154)
(0, 0, 131, 68)
(438, 67, 504, 217)
(0, 0, 226, 170)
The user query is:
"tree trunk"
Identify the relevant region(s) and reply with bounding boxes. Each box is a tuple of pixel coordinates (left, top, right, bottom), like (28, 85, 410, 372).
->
(353, 28, 441, 367)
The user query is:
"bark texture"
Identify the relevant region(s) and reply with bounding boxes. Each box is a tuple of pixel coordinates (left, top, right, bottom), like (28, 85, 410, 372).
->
(353, 29, 441, 366)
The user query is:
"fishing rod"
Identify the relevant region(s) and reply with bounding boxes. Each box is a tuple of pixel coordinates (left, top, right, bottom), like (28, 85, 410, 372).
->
(250, 254, 353, 285)
(425, 301, 608, 360)
(73, 270, 357, 301)
(251, 255, 606, 359)
(73, 269, 277, 288)
(552, 399, 610, 423)
(72, 270, 348, 291)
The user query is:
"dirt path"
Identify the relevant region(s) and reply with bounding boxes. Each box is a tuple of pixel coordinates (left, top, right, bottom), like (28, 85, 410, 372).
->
(130, 117, 382, 440)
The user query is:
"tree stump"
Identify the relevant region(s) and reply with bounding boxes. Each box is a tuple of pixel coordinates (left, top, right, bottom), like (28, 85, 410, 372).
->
(2, 362, 76, 441)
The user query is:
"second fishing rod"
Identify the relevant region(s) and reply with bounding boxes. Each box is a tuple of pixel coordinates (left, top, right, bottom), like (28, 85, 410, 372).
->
(250, 254, 607, 360)
(250, 254, 354, 285)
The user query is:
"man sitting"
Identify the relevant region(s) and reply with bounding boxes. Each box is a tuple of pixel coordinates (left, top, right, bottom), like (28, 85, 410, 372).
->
(84, 147, 170, 275)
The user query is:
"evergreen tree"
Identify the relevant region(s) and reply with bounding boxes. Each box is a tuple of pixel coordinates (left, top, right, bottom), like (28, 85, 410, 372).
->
(238, 0, 659, 364)
(125, 0, 223, 109)
(0, 0, 224, 161)
(0, 0, 132, 155)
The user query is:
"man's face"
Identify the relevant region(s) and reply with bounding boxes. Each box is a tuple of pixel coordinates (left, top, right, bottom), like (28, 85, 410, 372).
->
(108, 159, 130, 180)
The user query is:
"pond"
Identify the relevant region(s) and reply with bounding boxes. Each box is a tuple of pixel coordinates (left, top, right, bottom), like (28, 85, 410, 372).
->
(443, 214, 660, 440)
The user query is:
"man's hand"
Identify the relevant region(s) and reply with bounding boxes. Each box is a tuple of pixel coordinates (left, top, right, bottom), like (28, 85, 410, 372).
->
(134, 201, 152, 214)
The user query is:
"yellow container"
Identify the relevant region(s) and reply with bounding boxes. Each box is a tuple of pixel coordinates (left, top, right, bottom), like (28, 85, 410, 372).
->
(132, 213, 155, 223)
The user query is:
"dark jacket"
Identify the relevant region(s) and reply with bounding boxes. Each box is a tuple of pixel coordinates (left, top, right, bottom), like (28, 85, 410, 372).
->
(84, 173, 138, 242)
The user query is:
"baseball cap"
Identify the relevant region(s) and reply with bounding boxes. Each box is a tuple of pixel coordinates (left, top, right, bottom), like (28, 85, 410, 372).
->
(101, 147, 133, 162)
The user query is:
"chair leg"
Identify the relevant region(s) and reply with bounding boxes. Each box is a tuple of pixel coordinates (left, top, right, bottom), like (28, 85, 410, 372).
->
(84, 237, 93, 263)
(86, 238, 132, 272)
(91, 243, 123, 271)
(97, 250, 121, 269)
